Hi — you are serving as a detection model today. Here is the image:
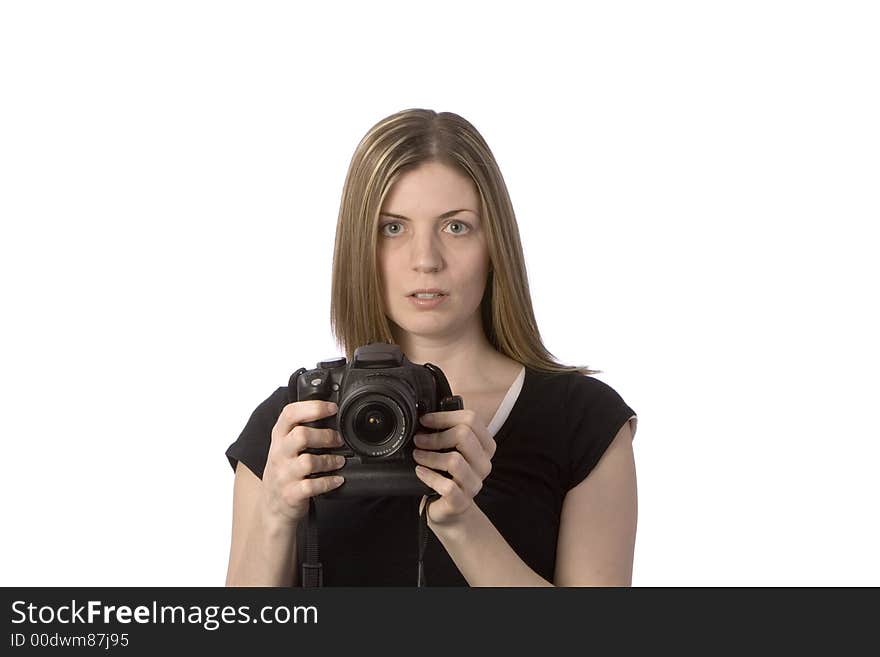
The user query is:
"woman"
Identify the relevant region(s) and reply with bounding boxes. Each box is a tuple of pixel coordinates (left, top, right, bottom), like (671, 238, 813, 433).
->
(224, 108, 639, 586)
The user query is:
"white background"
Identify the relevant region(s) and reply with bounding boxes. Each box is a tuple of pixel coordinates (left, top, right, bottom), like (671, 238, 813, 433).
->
(1, 1, 877, 586)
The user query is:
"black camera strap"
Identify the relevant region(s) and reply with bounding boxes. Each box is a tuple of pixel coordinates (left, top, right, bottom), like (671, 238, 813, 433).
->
(417, 493, 441, 587)
(299, 498, 322, 587)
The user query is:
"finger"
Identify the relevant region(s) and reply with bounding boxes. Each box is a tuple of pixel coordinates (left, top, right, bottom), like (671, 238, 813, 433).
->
(453, 433, 493, 480)
(272, 400, 338, 440)
(297, 474, 345, 499)
(275, 426, 344, 459)
(412, 448, 483, 497)
(293, 453, 347, 478)
(420, 410, 494, 455)
(414, 465, 463, 502)
(412, 429, 457, 450)
(414, 427, 492, 478)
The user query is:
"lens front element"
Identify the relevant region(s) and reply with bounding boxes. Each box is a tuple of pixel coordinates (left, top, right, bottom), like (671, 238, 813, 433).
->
(354, 401, 397, 445)
(338, 375, 417, 458)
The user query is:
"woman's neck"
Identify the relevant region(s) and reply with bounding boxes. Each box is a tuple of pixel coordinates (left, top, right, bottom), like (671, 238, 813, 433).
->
(413, 347, 520, 396)
(391, 320, 520, 394)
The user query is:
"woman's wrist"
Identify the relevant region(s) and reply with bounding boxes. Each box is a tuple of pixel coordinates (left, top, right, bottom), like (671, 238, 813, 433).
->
(258, 506, 299, 542)
(426, 499, 480, 541)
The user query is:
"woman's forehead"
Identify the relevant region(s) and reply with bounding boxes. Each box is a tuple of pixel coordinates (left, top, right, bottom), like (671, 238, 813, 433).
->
(383, 162, 478, 206)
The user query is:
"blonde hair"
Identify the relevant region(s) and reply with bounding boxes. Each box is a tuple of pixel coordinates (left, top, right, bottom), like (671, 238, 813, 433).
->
(329, 108, 600, 376)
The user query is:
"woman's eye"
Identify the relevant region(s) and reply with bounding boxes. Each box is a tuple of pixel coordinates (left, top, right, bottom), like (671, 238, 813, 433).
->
(379, 220, 471, 237)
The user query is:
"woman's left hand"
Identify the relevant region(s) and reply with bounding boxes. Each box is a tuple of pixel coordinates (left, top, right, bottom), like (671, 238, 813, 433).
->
(413, 409, 496, 526)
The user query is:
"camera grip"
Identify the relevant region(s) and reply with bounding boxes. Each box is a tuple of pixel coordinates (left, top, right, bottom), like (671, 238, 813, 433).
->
(311, 458, 433, 498)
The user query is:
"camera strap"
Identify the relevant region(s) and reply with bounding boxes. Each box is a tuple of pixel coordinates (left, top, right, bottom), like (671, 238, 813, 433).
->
(300, 498, 322, 587)
(417, 493, 441, 587)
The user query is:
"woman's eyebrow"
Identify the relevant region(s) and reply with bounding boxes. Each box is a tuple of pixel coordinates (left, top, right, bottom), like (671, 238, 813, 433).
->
(379, 209, 478, 220)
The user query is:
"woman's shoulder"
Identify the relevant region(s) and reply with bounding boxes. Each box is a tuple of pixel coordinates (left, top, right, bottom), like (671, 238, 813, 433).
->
(244, 385, 290, 421)
(225, 385, 289, 477)
(526, 368, 630, 413)
(236, 385, 291, 442)
(566, 372, 628, 403)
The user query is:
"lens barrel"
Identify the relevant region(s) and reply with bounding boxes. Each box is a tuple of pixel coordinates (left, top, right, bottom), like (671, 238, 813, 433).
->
(339, 376, 417, 458)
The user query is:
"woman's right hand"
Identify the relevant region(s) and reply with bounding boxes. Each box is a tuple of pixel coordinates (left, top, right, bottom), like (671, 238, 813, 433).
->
(261, 400, 346, 527)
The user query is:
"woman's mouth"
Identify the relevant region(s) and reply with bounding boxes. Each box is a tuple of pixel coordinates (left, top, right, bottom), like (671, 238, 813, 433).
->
(407, 292, 448, 309)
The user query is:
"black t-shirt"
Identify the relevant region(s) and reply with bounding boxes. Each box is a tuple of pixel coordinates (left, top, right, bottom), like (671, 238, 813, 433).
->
(225, 366, 637, 586)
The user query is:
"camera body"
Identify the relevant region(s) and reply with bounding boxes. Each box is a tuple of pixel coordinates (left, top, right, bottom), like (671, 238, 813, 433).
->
(288, 342, 463, 498)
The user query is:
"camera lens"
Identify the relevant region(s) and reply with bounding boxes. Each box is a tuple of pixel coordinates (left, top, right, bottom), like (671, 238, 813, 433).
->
(353, 402, 397, 445)
(338, 376, 415, 458)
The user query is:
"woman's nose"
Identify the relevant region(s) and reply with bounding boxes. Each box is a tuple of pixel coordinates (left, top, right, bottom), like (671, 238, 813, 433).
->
(409, 231, 443, 271)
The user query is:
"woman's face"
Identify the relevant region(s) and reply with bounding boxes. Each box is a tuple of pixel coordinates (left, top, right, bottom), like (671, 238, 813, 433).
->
(377, 160, 491, 340)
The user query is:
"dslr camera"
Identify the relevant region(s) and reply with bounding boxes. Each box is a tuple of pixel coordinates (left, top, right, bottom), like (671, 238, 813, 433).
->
(288, 342, 463, 498)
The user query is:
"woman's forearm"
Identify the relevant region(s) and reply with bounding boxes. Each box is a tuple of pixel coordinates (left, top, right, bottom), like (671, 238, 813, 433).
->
(428, 503, 554, 587)
(226, 511, 299, 587)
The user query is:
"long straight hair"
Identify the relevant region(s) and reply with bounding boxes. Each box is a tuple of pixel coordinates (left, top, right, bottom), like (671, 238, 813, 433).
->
(329, 108, 600, 376)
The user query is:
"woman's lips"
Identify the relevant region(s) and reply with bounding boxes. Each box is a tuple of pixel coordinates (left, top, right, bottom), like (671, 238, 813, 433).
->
(407, 293, 448, 309)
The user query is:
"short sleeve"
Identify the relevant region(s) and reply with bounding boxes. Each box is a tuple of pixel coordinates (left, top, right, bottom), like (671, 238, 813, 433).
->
(564, 374, 637, 491)
(225, 386, 289, 479)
